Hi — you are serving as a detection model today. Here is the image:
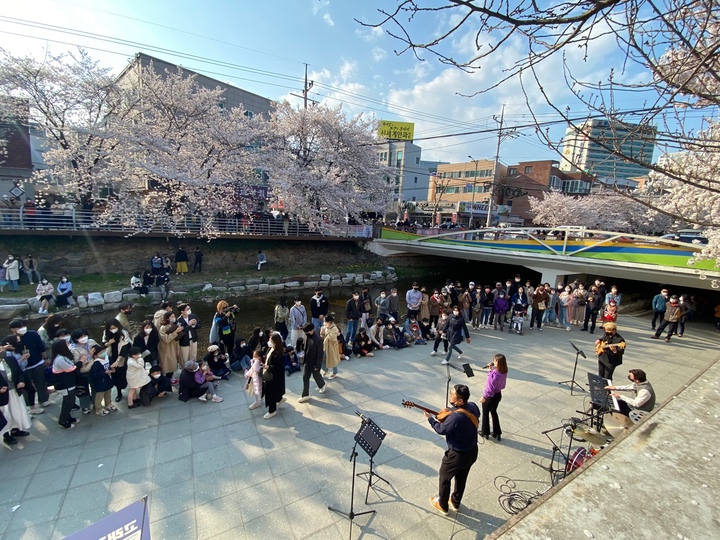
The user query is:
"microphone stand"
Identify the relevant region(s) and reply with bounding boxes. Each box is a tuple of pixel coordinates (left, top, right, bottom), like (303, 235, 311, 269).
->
(559, 341, 586, 395)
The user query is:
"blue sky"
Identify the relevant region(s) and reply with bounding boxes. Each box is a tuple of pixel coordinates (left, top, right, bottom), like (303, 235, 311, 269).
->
(0, 0, 669, 165)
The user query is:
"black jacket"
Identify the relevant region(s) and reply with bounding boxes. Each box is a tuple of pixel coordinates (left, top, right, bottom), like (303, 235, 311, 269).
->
(304, 331, 324, 370)
(310, 295, 329, 318)
(345, 298, 363, 321)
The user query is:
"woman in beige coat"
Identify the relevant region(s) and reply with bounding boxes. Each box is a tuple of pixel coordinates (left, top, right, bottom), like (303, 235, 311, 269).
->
(321, 314, 340, 379)
(158, 311, 185, 383)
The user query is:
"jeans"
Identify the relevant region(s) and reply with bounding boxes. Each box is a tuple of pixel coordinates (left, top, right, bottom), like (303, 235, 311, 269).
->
(557, 305, 568, 327)
(312, 317, 323, 333)
(8, 279, 18, 292)
(345, 319, 358, 343)
(230, 355, 251, 371)
(544, 306, 557, 324)
(444, 343, 463, 363)
(481, 307, 492, 326)
(321, 360, 337, 376)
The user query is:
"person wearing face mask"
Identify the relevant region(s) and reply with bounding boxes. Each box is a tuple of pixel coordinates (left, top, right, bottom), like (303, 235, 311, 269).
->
(9, 319, 49, 414)
(159, 311, 185, 384)
(581, 286, 604, 334)
(273, 297, 290, 344)
(2, 254, 20, 292)
(50, 339, 79, 428)
(102, 319, 132, 403)
(126, 347, 152, 408)
(429, 310, 448, 358)
(116, 301, 134, 332)
(425, 384, 480, 515)
(428, 289, 442, 329)
(604, 369, 655, 417)
(571, 284, 588, 326)
(37, 314, 64, 351)
(70, 328, 99, 415)
(310, 288, 329, 332)
(605, 286, 621, 307)
(596, 322, 627, 379)
(652, 295, 683, 342)
(154, 301, 174, 331)
(388, 288, 400, 322)
(375, 289, 390, 323)
(558, 286, 573, 331)
(290, 296, 307, 350)
(493, 291, 509, 332)
(360, 286, 373, 330)
(35, 278, 54, 314)
(148, 365, 172, 398)
(133, 320, 160, 367)
(0, 335, 32, 444)
(406, 282, 423, 321)
(369, 318, 386, 350)
(177, 303, 200, 363)
(651, 288, 669, 330)
(345, 291, 363, 344)
(23, 253, 41, 285)
(55, 275, 74, 308)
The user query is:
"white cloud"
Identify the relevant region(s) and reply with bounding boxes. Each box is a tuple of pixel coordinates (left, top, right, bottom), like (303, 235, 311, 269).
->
(323, 13, 335, 27)
(339, 60, 357, 80)
(372, 46, 387, 62)
(355, 26, 384, 43)
(312, 0, 330, 16)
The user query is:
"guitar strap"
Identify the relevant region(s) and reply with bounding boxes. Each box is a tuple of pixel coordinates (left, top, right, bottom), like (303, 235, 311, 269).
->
(453, 408, 479, 429)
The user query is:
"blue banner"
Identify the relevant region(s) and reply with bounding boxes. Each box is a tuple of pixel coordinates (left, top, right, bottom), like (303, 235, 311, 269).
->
(65, 497, 150, 540)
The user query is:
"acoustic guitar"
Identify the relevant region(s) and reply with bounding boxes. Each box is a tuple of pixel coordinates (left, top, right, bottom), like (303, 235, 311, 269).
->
(402, 400, 451, 421)
(595, 341, 626, 355)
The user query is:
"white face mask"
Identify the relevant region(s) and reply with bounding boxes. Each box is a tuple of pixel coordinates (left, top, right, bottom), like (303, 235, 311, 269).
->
(144, 328, 153, 335)
(78, 336, 89, 344)
(152, 374, 161, 379)
(16, 327, 27, 336)
(169, 317, 176, 323)
(63, 335, 71, 342)
(380, 294, 386, 298)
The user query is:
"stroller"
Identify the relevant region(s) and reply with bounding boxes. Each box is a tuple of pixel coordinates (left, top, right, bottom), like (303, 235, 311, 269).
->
(509, 304, 525, 335)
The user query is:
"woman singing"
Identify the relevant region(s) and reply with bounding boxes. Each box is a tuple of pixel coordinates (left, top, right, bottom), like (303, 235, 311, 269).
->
(480, 353, 508, 441)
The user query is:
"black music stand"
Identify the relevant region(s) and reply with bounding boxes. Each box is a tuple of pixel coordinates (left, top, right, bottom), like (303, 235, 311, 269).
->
(559, 341, 586, 395)
(586, 372, 617, 430)
(531, 419, 580, 485)
(354, 414, 391, 504)
(444, 361, 475, 408)
(328, 413, 387, 539)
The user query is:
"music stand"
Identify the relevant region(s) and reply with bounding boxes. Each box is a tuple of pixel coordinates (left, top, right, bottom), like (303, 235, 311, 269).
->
(531, 419, 581, 485)
(444, 362, 475, 408)
(354, 414, 391, 504)
(328, 413, 388, 539)
(559, 341, 586, 395)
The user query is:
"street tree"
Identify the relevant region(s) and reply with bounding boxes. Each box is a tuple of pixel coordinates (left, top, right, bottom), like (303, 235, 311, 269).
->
(262, 101, 394, 230)
(365, 0, 720, 264)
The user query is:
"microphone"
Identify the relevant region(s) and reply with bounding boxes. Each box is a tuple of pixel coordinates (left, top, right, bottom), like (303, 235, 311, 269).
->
(355, 410, 370, 424)
(483, 363, 493, 369)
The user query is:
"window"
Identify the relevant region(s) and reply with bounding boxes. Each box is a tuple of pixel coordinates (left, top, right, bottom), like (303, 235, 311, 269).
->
(508, 167, 517, 176)
(412, 196, 416, 201)
(414, 177, 418, 184)
(524, 166, 533, 174)
(396, 151, 403, 169)
(416, 157, 420, 164)
(243, 110, 253, 118)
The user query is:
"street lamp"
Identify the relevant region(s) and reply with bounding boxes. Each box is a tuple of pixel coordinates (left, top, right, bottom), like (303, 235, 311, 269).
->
(467, 155, 478, 228)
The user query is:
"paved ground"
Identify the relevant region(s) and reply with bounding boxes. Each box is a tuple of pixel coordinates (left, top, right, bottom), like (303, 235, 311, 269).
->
(1, 313, 718, 540)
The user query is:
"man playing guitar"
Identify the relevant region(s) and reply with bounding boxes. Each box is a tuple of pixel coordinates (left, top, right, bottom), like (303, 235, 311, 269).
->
(595, 322, 626, 380)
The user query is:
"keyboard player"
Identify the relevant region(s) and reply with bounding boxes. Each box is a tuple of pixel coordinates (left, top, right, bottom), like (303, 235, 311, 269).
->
(605, 369, 656, 417)
(595, 322, 626, 380)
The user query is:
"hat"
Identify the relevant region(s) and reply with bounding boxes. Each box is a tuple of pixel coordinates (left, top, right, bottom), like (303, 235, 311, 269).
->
(469, 281, 475, 286)
(207, 344, 219, 353)
(388, 317, 396, 323)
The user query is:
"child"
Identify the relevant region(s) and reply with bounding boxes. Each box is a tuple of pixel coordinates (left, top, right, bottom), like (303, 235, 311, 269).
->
(149, 365, 172, 397)
(126, 346, 151, 408)
(407, 319, 426, 345)
(89, 344, 116, 416)
(284, 346, 301, 376)
(295, 337, 305, 364)
(510, 302, 525, 335)
(602, 300, 618, 323)
(419, 318, 435, 341)
(245, 350, 263, 410)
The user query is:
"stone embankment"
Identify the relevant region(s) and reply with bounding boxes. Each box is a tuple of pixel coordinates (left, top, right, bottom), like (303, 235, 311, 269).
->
(0, 268, 398, 320)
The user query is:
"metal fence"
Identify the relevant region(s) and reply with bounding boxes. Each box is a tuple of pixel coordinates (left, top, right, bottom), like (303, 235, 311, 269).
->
(0, 208, 376, 239)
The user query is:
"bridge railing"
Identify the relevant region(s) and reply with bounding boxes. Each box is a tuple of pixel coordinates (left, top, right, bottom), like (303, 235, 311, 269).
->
(412, 226, 705, 255)
(0, 207, 375, 239)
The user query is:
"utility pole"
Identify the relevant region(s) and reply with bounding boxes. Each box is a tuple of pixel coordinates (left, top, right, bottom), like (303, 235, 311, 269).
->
(290, 64, 315, 109)
(468, 155, 479, 228)
(487, 104, 506, 228)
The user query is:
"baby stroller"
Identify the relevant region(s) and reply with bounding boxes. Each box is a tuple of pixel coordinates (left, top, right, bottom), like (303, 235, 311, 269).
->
(509, 305, 525, 335)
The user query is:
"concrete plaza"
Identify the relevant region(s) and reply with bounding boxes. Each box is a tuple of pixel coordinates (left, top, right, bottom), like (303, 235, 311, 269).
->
(1, 313, 718, 539)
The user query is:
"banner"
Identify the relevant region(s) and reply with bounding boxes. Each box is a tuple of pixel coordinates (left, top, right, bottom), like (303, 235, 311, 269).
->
(65, 497, 150, 540)
(378, 121, 415, 141)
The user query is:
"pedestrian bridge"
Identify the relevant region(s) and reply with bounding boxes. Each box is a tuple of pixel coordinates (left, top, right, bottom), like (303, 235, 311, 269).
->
(373, 226, 720, 291)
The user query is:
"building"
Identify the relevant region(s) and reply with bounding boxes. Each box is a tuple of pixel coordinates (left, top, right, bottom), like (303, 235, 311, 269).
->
(560, 119, 657, 180)
(0, 98, 32, 207)
(116, 53, 273, 118)
(377, 140, 441, 212)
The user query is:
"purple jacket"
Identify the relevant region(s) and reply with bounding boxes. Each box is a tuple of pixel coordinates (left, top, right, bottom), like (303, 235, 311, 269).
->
(493, 296, 509, 313)
(483, 368, 507, 399)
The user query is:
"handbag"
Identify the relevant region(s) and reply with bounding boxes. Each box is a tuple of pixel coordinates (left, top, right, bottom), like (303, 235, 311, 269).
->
(261, 369, 273, 382)
(537, 301, 546, 310)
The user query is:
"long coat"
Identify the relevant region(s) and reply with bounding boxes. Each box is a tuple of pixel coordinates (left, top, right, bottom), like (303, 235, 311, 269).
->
(321, 323, 341, 369)
(158, 324, 184, 374)
(264, 347, 286, 406)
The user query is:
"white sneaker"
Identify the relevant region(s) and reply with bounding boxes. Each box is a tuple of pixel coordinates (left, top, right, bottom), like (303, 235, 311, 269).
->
(198, 395, 208, 402)
(319, 385, 327, 394)
(430, 351, 437, 356)
(320, 370, 327, 376)
(328, 374, 336, 380)
(441, 360, 449, 365)
(41, 400, 52, 407)
(263, 411, 277, 419)
(343, 356, 349, 361)
(29, 406, 45, 415)
(211, 395, 223, 403)
(383, 345, 390, 350)
(566, 327, 571, 332)
(249, 401, 261, 410)
(458, 354, 467, 359)
(298, 396, 311, 403)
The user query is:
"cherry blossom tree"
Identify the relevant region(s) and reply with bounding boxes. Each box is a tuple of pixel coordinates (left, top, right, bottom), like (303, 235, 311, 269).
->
(262, 101, 394, 230)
